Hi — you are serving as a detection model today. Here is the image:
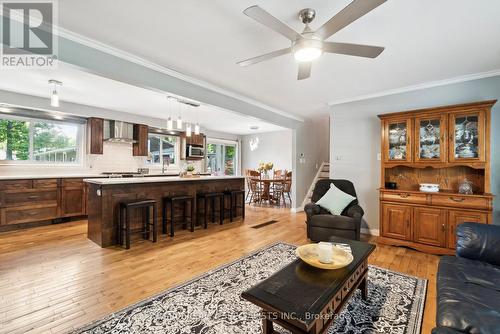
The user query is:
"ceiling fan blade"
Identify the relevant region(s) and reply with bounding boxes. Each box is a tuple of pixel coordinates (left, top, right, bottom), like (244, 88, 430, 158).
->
(316, 0, 387, 40)
(297, 62, 312, 80)
(237, 47, 292, 67)
(323, 42, 384, 58)
(243, 5, 302, 41)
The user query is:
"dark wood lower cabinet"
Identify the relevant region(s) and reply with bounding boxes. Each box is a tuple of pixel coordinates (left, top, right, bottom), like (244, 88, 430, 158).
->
(0, 178, 88, 231)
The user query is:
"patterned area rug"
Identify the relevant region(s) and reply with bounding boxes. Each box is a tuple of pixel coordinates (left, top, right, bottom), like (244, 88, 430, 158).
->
(73, 242, 426, 334)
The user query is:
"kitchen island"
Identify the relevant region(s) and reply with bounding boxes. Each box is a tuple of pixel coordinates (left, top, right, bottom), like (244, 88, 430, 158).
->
(84, 176, 245, 247)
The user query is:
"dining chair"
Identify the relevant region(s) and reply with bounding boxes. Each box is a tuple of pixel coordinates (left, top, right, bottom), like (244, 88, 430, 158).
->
(247, 170, 263, 204)
(282, 171, 292, 207)
(273, 170, 284, 178)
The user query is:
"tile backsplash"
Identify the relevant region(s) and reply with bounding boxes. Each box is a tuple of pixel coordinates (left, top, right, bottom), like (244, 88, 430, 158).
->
(0, 142, 206, 176)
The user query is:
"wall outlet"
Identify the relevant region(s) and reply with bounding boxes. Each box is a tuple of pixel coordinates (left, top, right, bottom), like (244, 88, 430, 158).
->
(377, 153, 381, 161)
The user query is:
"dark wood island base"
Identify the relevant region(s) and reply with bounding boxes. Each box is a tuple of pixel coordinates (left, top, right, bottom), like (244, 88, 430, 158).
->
(85, 176, 245, 247)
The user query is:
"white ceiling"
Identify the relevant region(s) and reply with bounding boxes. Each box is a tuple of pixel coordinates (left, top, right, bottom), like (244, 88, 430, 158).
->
(55, 0, 500, 117)
(0, 63, 285, 135)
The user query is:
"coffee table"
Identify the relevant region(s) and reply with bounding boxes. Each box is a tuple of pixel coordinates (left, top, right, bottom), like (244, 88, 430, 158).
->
(241, 237, 376, 334)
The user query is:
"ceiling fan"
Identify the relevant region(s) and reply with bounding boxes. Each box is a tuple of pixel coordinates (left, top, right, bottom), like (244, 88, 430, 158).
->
(237, 0, 387, 80)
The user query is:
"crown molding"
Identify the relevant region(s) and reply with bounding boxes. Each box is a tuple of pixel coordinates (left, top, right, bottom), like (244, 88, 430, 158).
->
(328, 69, 500, 106)
(56, 27, 304, 123)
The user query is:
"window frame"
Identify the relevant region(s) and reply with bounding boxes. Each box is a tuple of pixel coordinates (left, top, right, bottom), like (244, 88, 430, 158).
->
(0, 113, 85, 166)
(146, 133, 181, 169)
(206, 138, 239, 176)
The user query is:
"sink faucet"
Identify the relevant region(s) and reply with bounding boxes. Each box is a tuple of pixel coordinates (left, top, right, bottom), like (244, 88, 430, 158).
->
(162, 156, 171, 174)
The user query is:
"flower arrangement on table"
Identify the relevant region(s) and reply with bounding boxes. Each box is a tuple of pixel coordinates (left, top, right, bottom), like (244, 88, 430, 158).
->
(258, 162, 274, 178)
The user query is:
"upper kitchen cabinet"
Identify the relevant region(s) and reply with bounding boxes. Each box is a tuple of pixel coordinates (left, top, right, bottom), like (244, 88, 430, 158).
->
(133, 124, 149, 156)
(382, 117, 412, 164)
(414, 114, 447, 163)
(87, 117, 103, 154)
(449, 109, 486, 163)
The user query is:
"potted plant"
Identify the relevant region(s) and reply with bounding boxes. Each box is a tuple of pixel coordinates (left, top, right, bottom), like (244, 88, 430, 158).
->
(186, 164, 195, 176)
(258, 162, 273, 178)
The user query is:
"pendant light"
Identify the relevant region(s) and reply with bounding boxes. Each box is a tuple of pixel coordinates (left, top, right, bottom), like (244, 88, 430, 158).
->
(166, 96, 173, 130)
(186, 123, 192, 137)
(194, 105, 200, 135)
(48, 79, 62, 108)
(176, 100, 183, 130)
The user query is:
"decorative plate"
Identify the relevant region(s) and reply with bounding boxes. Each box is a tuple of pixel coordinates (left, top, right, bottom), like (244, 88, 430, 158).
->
(295, 244, 354, 270)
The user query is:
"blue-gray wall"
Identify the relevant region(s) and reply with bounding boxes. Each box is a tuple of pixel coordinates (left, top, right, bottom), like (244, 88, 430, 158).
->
(330, 75, 500, 231)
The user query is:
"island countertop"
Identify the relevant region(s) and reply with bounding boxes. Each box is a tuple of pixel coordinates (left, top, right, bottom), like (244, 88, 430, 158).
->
(85, 175, 245, 247)
(84, 175, 245, 185)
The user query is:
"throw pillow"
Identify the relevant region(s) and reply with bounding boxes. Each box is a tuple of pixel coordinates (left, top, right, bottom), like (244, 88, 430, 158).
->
(316, 183, 356, 215)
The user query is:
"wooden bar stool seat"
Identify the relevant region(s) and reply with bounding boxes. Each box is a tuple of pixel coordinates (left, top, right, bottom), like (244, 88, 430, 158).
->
(162, 195, 194, 237)
(197, 192, 224, 228)
(118, 199, 158, 250)
(224, 190, 246, 222)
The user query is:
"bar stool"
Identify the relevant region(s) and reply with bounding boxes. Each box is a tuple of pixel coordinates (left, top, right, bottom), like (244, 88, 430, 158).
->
(118, 199, 158, 250)
(224, 190, 246, 222)
(197, 192, 224, 227)
(162, 195, 194, 237)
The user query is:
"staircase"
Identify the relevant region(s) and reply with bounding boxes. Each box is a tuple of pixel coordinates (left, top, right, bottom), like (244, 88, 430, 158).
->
(301, 162, 330, 209)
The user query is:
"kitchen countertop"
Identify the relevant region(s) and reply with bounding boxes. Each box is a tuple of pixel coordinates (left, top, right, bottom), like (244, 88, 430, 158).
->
(0, 172, 182, 180)
(84, 175, 245, 185)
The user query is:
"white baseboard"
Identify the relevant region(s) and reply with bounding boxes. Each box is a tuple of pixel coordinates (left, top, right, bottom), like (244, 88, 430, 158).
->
(291, 206, 304, 213)
(361, 228, 379, 236)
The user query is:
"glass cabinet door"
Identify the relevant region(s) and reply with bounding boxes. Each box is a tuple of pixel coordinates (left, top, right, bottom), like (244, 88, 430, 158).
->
(415, 115, 446, 163)
(449, 111, 485, 162)
(384, 118, 412, 163)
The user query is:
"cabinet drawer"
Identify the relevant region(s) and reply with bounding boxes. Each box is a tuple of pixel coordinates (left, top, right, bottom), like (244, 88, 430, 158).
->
(381, 191, 427, 205)
(33, 179, 58, 188)
(431, 194, 491, 210)
(1, 204, 58, 225)
(0, 180, 32, 190)
(62, 179, 84, 188)
(1, 189, 58, 207)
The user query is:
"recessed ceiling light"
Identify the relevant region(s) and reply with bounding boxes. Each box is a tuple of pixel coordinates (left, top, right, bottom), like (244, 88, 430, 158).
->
(250, 126, 259, 130)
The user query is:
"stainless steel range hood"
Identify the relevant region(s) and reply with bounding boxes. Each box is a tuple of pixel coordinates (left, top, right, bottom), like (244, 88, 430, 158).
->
(103, 120, 136, 143)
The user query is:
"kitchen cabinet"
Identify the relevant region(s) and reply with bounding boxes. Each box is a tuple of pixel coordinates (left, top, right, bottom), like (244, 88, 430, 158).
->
(88, 117, 104, 154)
(0, 178, 89, 231)
(60, 179, 86, 217)
(133, 124, 148, 156)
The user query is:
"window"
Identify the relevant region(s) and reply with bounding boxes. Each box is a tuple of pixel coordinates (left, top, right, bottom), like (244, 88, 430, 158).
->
(206, 139, 238, 176)
(147, 134, 179, 167)
(0, 115, 82, 163)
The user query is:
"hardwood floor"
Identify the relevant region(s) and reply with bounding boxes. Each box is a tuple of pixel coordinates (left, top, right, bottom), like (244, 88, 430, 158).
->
(0, 206, 439, 334)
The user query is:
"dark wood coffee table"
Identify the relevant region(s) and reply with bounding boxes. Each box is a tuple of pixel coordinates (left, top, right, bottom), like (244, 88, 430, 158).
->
(241, 237, 376, 334)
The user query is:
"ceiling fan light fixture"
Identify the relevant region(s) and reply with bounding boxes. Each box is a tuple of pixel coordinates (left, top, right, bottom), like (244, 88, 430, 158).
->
(293, 38, 323, 62)
(294, 47, 322, 62)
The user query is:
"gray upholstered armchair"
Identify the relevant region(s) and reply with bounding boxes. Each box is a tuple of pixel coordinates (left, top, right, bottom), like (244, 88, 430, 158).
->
(304, 179, 364, 241)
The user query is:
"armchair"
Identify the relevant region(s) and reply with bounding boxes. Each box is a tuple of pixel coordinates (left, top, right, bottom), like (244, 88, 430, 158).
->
(305, 179, 364, 241)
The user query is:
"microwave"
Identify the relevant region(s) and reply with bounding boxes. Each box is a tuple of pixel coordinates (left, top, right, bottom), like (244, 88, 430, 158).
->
(187, 145, 205, 158)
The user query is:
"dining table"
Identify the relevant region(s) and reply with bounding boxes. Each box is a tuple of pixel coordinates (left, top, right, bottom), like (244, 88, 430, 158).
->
(250, 177, 285, 203)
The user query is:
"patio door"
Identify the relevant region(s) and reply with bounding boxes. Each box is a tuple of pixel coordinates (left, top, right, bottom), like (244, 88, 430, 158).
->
(206, 139, 238, 176)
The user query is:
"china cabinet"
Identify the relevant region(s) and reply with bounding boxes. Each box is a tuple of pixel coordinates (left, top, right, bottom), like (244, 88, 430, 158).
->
(378, 100, 495, 255)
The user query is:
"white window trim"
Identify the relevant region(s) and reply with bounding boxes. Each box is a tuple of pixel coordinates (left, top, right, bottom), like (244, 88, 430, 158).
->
(0, 114, 85, 167)
(146, 133, 181, 170)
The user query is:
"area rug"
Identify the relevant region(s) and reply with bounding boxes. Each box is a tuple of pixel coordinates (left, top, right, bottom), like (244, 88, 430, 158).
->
(73, 242, 427, 334)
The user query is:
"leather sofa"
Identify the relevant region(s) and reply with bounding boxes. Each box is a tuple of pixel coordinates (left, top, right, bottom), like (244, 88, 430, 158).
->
(304, 179, 364, 241)
(432, 222, 500, 334)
